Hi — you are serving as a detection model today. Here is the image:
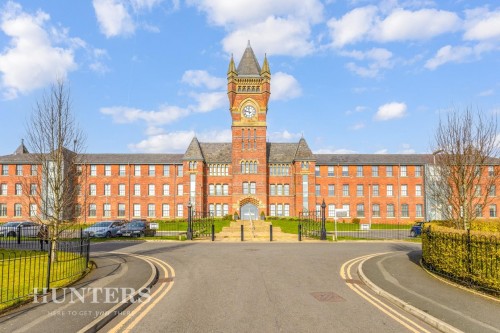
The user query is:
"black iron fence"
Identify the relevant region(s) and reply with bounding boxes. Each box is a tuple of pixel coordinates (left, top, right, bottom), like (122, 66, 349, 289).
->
(422, 226, 499, 296)
(0, 227, 90, 310)
(298, 210, 324, 240)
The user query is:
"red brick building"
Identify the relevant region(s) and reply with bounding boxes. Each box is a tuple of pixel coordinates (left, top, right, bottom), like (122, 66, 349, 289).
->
(1, 44, 498, 223)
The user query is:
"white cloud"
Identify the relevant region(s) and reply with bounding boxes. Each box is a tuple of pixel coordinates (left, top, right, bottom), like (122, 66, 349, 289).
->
(181, 70, 225, 90)
(328, 6, 460, 47)
(349, 123, 365, 130)
(270, 72, 302, 101)
(267, 130, 301, 142)
(130, 0, 164, 11)
(342, 48, 393, 77)
(100, 105, 190, 124)
(0, 1, 77, 99)
(399, 143, 416, 154)
(464, 8, 500, 42)
(374, 102, 407, 121)
(478, 89, 494, 97)
(374, 148, 389, 154)
(424, 45, 474, 70)
(314, 148, 357, 154)
(93, 0, 135, 38)
(189, 91, 226, 113)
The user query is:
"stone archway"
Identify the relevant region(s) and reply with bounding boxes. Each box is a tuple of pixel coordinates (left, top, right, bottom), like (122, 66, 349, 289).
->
(240, 203, 258, 221)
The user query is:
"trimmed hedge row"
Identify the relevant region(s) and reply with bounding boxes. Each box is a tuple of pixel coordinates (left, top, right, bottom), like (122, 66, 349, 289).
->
(422, 225, 500, 294)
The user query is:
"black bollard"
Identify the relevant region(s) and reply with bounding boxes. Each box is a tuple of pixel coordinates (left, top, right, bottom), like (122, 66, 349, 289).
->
(270, 224, 273, 242)
(298, 224, 302, 241)
(211, 224, 215, 241)
(241, 224, 244, 241)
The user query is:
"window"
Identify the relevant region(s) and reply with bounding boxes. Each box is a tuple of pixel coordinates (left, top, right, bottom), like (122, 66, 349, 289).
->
(328, 204, 335, 217)
(328, 166, 334, 177)
(90, 165, 97, 176)
(489, 185, 496, 197)
(103, 204, 111, 217)
(283, 204, 290, 217)
(372, 185, 379, 197)
(149, 165, 155, 176)
(163, 184, 170, 196)
(250, 182, 256, 194)
(75, 204, 81, 217)
(356, 166, 363, 177)
(270, 204, 276, 217)
(177, 204, 183, 217)
(119, 165, 126, 176)
(342, 184, 349, 196)
(243, 182, 249, 195)
(356, 184, 363, 197)
(342, 204, 350, 217)
(387, 184, 393, 197)
(315, 166, 320, 176)
(89, 204, 96, 217)
(163, 165, 170, 176)
(209, 184, 215, 196)
(0, 203, 6, 216)
(475, 185, 481, 197)
(416, 185, 422, 197)
(416, 204, 423, 218)
(31, 165, 38, 176)
(284, 184, 289, 195)
(270, 184, 276, 196)
(0, 183, 6, 195)
(328, 184, 335, 196)
(13, 203, 20, 216)
(30, 204, 37, 217)
(16, 164, 23, 176)
(215, 204, 222, 217)
(134, 184, 140, 196)
(133, 204, 141, 217)
(386, 166, 393, 177)
(315, 184, 320, 196)
(177, 184, 183, 196)
(490, 204, 497, 217)
(400, 166, 407, 177)
(371, 204, 380, 217)
(401, 184, 408, 197)
(277, 204, 283, 217)
(177, 165, 183, 177)
(401, 204, 409, 217)
(90, 184, 96, 196)
(387, 204, 395, 218)
(488, 166, 495, 177)
(104, 184, 111, 196)
(105, 165, 111, 176)
(15, 183, 22, 196)
(76, 165, 82, 175)
(475, 204, 482, 217)
(118, 204, 126, 217)
(1, 165, 8, 175)
(356, 204, 365, 217)
(372, 166, 379, 177)
(134, 165, 141, 176)
(30, 184, 37, 195)
(216, 184, 222, 195)
(162, 204, 170, 217)
(119, 184, 125, 196)
(415, 166, 422, 177)
(342, 166, 349, 177)
(148, 184, 155, 196)
(148, 204, 155, 217)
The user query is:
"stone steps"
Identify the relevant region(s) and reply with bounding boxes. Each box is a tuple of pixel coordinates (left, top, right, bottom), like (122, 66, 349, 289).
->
(217, 220, 300, 242)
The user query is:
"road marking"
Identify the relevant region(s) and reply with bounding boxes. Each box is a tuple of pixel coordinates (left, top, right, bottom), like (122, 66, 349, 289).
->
(107, 255, 175, 333)
(340, 253, 432, 333)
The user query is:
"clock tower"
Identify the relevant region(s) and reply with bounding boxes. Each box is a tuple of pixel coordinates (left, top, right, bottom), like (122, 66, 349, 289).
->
(227, 41, 271, 219)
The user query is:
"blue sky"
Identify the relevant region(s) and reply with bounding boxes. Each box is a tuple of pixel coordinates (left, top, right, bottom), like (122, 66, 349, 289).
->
(0, 0, 499, 156)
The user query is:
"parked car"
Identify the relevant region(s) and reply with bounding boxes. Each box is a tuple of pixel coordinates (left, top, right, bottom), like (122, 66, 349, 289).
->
(117, 221, 156, 237)
(83, 221, 124, 238)
(410, 222, 425, 237)
(0, 221, 40, 237)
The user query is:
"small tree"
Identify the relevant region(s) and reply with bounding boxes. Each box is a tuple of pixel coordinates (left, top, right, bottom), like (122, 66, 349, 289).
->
(23, 79, 86, 260)
(429, 108, 499, 230)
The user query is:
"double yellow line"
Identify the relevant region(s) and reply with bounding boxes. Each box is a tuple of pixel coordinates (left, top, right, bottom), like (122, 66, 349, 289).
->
(340, 253, 431, 333)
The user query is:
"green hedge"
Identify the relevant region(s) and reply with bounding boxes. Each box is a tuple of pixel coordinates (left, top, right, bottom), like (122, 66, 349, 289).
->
(422, 225, 500, 294)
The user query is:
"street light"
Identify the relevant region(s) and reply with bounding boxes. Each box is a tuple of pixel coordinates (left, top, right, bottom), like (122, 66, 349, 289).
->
(187, 200, 193, 240)
(320, 199, 326, 240)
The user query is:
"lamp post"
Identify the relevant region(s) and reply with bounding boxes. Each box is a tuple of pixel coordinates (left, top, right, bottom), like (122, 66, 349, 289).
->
(187, 200, 193, 240)
(320, 199, 326, 240)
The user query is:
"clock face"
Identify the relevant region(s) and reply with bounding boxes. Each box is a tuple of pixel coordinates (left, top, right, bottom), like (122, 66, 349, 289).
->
(243, 105, 256, 118)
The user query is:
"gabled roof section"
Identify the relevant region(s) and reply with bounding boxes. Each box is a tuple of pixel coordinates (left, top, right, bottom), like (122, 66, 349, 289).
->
(14, 141, 29, 155)
(236, 41, 261, 76)
(183, 137, 204, 161)
(294, 138, 315, 161)
(199, 143, 232, 163)
(267, 143, 299, 163)
(314, 154, 433, 165)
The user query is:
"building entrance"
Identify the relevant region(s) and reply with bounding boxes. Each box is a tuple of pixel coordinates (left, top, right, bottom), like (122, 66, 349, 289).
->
(240, 203, 258, 221)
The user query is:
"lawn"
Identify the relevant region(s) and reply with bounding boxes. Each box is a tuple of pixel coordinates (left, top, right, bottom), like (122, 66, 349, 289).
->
(0, 249, 89, 311)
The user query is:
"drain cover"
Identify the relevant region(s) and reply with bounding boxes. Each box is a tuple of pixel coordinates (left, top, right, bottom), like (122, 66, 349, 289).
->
(311, 292, 345, 302)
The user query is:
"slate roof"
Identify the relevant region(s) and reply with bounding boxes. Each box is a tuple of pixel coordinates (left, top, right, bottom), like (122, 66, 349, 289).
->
(198, 143, 232, 163)
(183, 137, 204, 161)
(236, 41, 261, 76)
(315, 154, 433, 165)
(266, 143, 299, 163)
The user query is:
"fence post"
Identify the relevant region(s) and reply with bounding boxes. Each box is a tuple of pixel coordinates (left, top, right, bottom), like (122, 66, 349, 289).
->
(211, 224, 215, 242)
(85, 236, 90, 268)
(80, 227, 83, 256)
(298, 224, 302, 241)
(17, 225, 21, 244)
(320, 200, 327, 240)
(46, 241, 52, 290)
(241, 224, 244, 241)
(466, 229, 472, 278)
(270, 224, 273, 242)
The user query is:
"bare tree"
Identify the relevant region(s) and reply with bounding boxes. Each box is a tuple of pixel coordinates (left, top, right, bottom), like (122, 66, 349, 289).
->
(429, 108, 499, 230)
(22, 79, 86, 260)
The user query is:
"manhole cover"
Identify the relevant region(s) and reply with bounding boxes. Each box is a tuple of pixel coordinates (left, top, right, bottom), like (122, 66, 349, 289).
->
(345, 279, 364, 285)
(310, 292, 345, 302)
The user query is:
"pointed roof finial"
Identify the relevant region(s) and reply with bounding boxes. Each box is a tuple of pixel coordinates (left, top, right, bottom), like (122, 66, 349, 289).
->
(227, 53, 237, 76)
(261, 53, 270, 75)
(247, 40, 251, 47)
